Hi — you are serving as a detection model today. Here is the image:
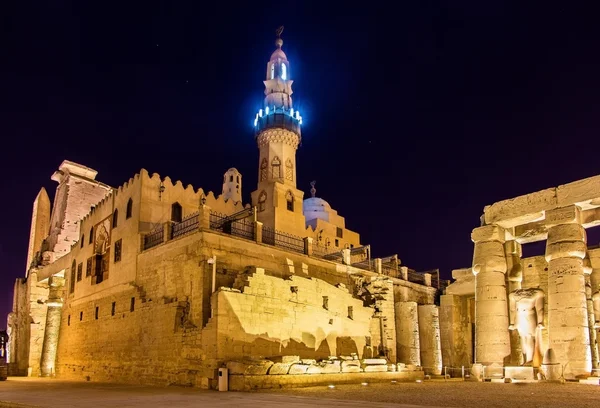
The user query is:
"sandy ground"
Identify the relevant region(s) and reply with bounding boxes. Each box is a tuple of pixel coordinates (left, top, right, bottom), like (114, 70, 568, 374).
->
(0, 377, 599, 408)
(259, 380, 600, 408)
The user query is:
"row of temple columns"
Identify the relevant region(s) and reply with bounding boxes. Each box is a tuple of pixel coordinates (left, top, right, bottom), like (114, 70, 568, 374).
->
(471, 205, 595, 379)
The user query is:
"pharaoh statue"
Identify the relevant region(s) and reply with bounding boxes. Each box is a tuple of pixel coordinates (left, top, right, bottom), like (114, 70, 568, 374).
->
(508, 288, 545, 365)
(593, 290, 600, 329)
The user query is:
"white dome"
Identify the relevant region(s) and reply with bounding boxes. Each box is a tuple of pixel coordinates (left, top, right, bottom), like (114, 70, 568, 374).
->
(303, 197, 331, 212)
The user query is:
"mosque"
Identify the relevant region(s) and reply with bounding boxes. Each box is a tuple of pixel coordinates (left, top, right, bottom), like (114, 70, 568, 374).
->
(5, 29, 442, 389)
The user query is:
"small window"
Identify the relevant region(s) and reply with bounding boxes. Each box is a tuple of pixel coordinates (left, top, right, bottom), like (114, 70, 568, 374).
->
(67, 315, 71, 326)
(229, 175, 233, 182)
(270, 63, 275, 79)
(79, 311, 83, 321)
(171, 202, 182, 223)
(336, 227, 343, 238)
(86, 257, 93, 277)
(290, 286, 298, 294)
(112, 209, 118, 228)
(286, 191, 294, 211)
(95, 306, 99, 320)
(281, 63, 287, 80)
(111, 302, 116, 316)
(80, 236, 84, 248)
(348, 306, 354, 320)
(70, 261, 76, 294)
(322, 296, 329, 310)
(114, 239, 122, 263)
(335, 239, 339, 247)
(77, 263, 83, 282)
(89, 227, 93, 244)
(126, 198, 133, 219)
(130, 297, 135, 312)
(236, 175, 240, 183)
(271, 156, 281, 179)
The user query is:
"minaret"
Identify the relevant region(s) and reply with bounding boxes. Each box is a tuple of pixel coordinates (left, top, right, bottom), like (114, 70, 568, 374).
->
(250, 27, 306, 235)
(222, 168, 242, 203)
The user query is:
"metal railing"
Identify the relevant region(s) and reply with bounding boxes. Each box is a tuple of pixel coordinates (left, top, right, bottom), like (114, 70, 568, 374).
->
(209, 210, 255, 242)
(143, 227, 164, 250)
(209, 211, 228, 230)
(171, 212, 199, 239)
(228, 218, 255, 241)
(276, 229, 305, 254)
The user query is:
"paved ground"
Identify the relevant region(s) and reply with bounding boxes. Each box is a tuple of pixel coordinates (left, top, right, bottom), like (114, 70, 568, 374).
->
(0, 377, 598, 408)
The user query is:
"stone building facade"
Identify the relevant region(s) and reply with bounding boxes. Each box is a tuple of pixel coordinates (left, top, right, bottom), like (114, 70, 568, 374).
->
(442, 175, 600, 381)
(6, 32, 441, 388)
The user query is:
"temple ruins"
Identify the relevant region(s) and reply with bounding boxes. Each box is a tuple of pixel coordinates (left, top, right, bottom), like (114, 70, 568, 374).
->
(443, 176, 600, 381)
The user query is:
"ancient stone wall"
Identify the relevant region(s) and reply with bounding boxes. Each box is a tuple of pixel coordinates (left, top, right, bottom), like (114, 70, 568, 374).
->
(205, 267, 375, 364)
(47, 166, 111, 259)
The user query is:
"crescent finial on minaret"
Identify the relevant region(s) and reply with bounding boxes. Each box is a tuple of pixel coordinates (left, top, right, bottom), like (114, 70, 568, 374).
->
(275, 26, 284, 48)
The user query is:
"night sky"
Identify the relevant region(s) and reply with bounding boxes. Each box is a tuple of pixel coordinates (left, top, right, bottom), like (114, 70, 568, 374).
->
(2, 2, 600, 327)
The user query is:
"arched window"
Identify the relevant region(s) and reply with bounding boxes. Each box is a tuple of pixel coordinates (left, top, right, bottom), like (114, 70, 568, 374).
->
(89, 227, 93, 244)
(270, 63, 275, 79)
(171, 202, 182, 223)
(271, 156, 281, 179)
(260, 158, 268, 182)
(126, 198, 133, 219)
(285, 191, 294, 212)
(81, 235, 84, 248)
(281, 63, 287, 80)
(112, 209, 118, 228)
(258, 191, 267, 212)
(285, 158, 294, 181)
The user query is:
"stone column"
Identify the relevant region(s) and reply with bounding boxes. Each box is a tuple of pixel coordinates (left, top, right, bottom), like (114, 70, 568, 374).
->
(395, 301, 420, 366)
(439, 294, 473, 370)
(39, 276, 65, 377)
(545, 205, 592, 379)
(418, 305, 443, 375)
(471, 225, 510, 366)
(585, 276, 599, 370)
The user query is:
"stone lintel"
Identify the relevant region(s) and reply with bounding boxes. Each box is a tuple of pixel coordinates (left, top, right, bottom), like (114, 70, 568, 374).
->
(471, 225, 506, 243)
(484, 174, 600, 227)
(511, 207, 600, 244)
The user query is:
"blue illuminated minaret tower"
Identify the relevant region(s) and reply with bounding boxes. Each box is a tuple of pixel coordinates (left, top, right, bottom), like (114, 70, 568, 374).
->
(251, 27, 306, 236)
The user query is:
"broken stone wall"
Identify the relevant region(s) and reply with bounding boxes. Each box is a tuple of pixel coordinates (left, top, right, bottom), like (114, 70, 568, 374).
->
(205, 267, 375, 366)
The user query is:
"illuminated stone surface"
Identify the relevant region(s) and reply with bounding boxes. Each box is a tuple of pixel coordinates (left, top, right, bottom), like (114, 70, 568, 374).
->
(6, 32, 438, 389)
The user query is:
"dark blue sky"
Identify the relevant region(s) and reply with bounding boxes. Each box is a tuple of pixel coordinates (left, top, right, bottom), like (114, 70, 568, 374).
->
(2, 1, 600, 326)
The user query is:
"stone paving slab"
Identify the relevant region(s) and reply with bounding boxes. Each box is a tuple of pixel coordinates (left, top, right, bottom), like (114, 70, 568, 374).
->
(0, 378, 440, 408)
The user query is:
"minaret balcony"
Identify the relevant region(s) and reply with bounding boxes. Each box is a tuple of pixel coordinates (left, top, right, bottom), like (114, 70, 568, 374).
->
(254, 108, 302, 138)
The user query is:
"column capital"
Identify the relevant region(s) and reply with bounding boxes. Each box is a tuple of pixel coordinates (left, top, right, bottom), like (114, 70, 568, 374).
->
(545, 205, 581, 227)
(471, 225, 506, 243)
